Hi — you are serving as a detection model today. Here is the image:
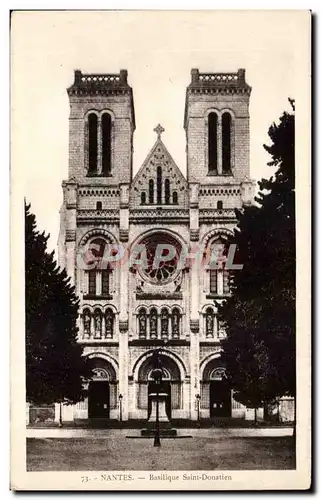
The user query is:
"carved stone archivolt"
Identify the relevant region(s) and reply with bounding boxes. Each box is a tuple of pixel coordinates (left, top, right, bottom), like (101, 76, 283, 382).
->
(78, 228, 117, 247)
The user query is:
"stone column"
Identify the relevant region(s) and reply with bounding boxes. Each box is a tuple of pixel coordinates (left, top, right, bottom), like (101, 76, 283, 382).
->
(217, 117, 222, 175)
(63, 180, 77, 286)
(97, 115, 102, 175)
(101, 315, 105, 340)
(90, 316, 95, 339)
(119, 183, 129, 243)
(119, 319, 129, 421)
(189, 320, 200, 420)
(214, 314, 218, 340)
(118, 182, 130, 420)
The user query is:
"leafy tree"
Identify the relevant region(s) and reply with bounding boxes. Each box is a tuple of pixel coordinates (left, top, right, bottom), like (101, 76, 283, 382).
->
(25, 202, 90, 406)
(219, 100, 295, 412)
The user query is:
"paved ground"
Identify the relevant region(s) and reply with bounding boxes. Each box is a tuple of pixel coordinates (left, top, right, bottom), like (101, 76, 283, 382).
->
(26, 427, 293, 438)
(26, 430, 295, 471)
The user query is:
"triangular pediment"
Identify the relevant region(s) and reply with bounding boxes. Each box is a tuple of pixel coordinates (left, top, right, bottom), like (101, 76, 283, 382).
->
(130, 139, 188, 209)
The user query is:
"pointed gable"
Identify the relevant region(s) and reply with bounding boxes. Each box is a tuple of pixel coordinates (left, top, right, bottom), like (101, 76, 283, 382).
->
(130, 138, 188, 209)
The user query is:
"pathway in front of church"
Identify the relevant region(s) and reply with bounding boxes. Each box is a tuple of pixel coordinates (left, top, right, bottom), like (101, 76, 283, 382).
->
(26, 430, 295, 471)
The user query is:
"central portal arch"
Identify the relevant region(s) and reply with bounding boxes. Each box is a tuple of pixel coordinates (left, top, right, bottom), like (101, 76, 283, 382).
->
(135, 351, 183, 420)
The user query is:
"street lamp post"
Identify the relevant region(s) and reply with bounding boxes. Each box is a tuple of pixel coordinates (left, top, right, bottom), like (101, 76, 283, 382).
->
(151, 348, 162, 448)
(119, 394, 123, 423)
(196, 394, 201, 428)
(152, 367, 162, 447)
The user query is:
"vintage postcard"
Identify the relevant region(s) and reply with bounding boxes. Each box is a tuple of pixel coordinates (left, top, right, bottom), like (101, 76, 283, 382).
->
(10, 10, 311, 491)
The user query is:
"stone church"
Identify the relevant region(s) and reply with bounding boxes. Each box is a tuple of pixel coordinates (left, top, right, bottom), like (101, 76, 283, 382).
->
(57, 67, 256, 422)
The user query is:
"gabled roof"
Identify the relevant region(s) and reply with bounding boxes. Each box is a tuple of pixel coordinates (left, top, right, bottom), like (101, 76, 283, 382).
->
(132, 138, 187, 186)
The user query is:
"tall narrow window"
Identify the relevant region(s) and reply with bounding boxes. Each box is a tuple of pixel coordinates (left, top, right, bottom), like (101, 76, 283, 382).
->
(209, 270, 218, 294)
(223, 269, 230, 295)
(94, 309, 102, 339)
(161, 309, 169, 338)
(172, 191, 178, 204)
(157, 166, 162, 204)
(96, 201, 102, 210)
(217, 200, 223, 210)
(205, 307, 215, 337)
(105, 308, 114, 338)
(101, 269, 110, 296)
(102, 113, 112, 176)
(222, 112, 231, 174)
(88, 113, 98, 175)
(150, 308, 158, 339)
(82, 309, 91, 338)
(171, 308, 181, 338)
(141, 192, 146, 205)
(138, 308, 147, 338)
(164, 179, 170, 204)
(149, 179, 154, 204)
(208, 112, 218, 173)
(88, 270, 97, 295)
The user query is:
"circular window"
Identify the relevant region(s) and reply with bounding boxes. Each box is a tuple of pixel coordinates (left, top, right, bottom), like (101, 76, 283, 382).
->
(134, 233, 182, 285)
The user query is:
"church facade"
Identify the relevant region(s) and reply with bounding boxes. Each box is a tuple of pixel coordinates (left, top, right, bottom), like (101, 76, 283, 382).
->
(58, 68, 256, 422)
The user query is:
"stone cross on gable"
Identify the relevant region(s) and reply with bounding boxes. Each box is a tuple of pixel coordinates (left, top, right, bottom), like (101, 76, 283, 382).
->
(153, 124, 165, 140)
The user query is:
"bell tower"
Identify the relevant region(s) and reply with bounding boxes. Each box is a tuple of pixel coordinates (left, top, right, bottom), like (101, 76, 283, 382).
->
(67, 69, 135, 184)
(184, 68, 255, 215)
(59, 69, 135, 280)
(184, 68, 251, 183)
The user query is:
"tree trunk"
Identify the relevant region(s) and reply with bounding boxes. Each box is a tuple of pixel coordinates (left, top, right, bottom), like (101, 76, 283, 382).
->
(293, 396, 296, 438)
(58, 402, 63, 427)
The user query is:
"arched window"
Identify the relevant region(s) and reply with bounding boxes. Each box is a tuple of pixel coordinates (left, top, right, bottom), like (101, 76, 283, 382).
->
(217, 200, 223, 210)
(209, 269, 218, 294)
(164, 179, 170, 204)
(83, 308, 91, 338)
(205, 307, 215, 337)
(223, 269, 230, 295)
(88, 270, 97, 296)
(85, 238, 113, 298)
(105, 308, 114, 338)
(208, 112, 218, 174)
(207, 237, 231, 296)
(222, 112, 232, 174)
(87, 238, 106, 267)
(138, 308, 147, 338)
(150, 308, 158, 339)
(161, 309, 169, 338)
(157, 166, 162, 204)
(141, 192, 146, 205)
(101, 268, 111, 296)
(149, 179, 154, 204)
(94, 309, 102, 339)
(96, 201, 102, 210)
(172, 191, 178, 204)
(171, 308, 181, 339)
(102, 113, 112, 176)
(88, 113, 98, 175)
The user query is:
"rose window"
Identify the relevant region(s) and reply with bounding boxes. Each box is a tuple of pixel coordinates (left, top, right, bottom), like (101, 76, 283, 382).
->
(136, 233, 181, 285)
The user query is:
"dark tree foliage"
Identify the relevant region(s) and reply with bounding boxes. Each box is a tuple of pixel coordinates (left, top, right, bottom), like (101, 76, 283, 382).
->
(219, 100, 295, 409)
(25, 202, 90, 405)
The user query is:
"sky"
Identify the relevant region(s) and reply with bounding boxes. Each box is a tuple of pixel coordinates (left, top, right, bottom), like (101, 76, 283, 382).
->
(11, 10, 309, 254)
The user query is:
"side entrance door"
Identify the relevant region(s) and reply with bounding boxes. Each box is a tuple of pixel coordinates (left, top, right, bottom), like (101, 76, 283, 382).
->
(210, 380, 231, 417)
(88, 381, 110, 418)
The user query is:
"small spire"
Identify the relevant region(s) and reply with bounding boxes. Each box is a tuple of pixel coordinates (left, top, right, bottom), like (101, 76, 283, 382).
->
(153, 124, 165, 140)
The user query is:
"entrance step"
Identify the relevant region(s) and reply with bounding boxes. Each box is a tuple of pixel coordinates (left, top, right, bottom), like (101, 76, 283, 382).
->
(140, 428, 177, 437)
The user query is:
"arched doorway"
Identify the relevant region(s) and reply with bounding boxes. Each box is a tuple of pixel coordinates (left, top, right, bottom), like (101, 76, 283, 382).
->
(202, 358, 231, 418)
(137, 352, 182, 420)
(87, 357, 117, 419)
